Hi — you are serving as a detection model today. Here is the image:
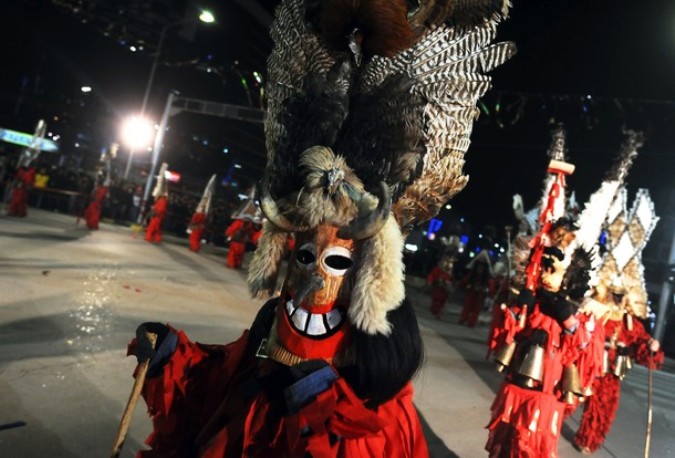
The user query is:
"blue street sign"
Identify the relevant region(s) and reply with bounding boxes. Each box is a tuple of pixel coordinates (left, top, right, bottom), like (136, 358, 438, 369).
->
(0, 127, 59, 152)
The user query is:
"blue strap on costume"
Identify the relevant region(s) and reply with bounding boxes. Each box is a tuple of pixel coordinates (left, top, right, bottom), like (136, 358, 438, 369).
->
(148, 331, 178, 377)
(284, 365, 339, 414)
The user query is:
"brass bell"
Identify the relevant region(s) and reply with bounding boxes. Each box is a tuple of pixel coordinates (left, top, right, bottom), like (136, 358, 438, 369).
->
(613, 343, 630, 380)
(515, 343, 545, 385)
(602, 348, 610, 374)
(613, 355, 627, 379)
(561, 364, 584, 404)
(495, 341, 517, 373)
(625, 356, 633, 371)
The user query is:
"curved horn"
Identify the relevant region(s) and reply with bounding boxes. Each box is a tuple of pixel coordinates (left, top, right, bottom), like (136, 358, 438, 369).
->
(258, 171, 304, 233)
(337, 181, 392, 241)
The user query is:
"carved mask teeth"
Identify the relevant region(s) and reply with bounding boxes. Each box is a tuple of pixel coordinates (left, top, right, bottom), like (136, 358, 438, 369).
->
(284, 300, 344, 337)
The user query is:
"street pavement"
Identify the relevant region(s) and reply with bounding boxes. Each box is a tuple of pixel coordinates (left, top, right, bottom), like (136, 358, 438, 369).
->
(0, 209, 673, 457)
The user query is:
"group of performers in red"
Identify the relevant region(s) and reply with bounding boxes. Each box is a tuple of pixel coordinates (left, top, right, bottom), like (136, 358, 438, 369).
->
(486, 128, 663, 457)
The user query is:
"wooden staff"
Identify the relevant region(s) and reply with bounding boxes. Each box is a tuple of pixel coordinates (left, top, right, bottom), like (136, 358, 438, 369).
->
(644, 351, 654, 458)
(110, 332, 157, 458)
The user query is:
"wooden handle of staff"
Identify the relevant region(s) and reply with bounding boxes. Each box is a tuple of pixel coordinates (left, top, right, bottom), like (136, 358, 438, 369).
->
(644, 351, 654, 458)
(110, 332, 157, 458)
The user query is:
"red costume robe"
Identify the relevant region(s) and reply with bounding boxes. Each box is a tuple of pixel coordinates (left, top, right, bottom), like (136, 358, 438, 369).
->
(7, 167, 36, 217)
(574, 317, 664, 453)
(225, 219, 255, 269)
(426, 267, 453, 318)
(189, 212, 207, 252)
(486, 302, 599, 458)
(145, 196, 168, 243)
(128, 322, 428, 457)
(459, 271, 494, 327)
(84, 185, 108, 230)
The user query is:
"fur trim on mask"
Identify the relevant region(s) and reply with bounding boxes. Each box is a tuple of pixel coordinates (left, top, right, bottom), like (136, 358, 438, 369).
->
(247, 221, 289, 298)
(349, 214, 405, 335)
(282, 146, 367, 228)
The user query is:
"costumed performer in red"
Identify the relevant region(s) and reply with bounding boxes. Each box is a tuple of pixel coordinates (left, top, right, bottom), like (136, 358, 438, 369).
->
(486, 127, 596, 458)
(225, 217, 256, 269)
(225, 186, 263, 269)
(144, 162, 169, 244)
(574, 187, 663, 455)
(121, 1, 514, 456)
(459, 249, 493, 327)
(7, 120, 45, 217)
(7, 162, 36, 218)
(426, 254, 455, 319)
(84, 146, 116, 230)
(188, 174, 216, 252)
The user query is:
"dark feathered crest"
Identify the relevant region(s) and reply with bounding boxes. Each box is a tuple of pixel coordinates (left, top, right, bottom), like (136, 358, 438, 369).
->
(314, 0, 414, 59)
(265, 0, 515, 228)
(561, 247, 594, 301)
(408, 0, 510, 37)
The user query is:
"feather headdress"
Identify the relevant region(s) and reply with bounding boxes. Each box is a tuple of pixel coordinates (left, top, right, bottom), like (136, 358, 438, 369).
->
(151, 163, 169, 198)
(595, 188, 659, 318)
(196, 174, 217, 215)
(250, 0, 515, 334)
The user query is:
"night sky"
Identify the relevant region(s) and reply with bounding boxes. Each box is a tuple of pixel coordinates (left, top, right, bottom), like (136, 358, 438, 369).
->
(1, 0, 674, 234)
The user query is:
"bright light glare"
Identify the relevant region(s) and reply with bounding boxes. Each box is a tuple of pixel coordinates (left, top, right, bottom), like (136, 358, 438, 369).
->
(81, 86, 92, 93)
(121, 116, 154, 149)
(404, 243, 418, 252)
(199, 10, 215, 23)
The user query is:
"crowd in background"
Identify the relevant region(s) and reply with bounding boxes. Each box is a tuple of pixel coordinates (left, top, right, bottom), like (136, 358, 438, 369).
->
(0, 151, 243, 246)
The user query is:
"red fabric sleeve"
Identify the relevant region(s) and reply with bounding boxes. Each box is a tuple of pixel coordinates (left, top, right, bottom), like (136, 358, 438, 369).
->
(628, 320, 664, 369)
(225, 219, 244, 237)
(251, 230, 262, 245)
(129, 328, 251, 456)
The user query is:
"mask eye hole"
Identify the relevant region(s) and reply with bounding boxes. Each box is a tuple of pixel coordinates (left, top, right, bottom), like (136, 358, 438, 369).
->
(324, 255, 353, 271)
(296, 244, 316, 270)
(321, 246, 353, 276)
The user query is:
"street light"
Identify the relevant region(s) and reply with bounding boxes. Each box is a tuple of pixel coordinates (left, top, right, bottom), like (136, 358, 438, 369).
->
(121, 116, 154, 178)
(124, 8, 216, 179)
(121, 116, 153, 149)
(199, 10, 215, 23)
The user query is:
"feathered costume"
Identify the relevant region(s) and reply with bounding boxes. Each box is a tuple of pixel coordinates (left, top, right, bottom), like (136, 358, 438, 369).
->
(145, 163, 169, 244)
(486, 127, 643, 458)
(128, 1, 514, 456)
(189, 174, 216, 252)
(574, 186, 663, 454)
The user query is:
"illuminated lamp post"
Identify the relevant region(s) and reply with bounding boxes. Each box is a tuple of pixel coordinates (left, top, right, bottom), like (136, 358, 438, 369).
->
(121, 116, 153, 179)
(124, 9, 216, 180)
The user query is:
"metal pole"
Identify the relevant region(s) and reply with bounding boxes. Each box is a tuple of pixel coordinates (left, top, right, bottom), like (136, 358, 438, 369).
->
(138, 92, 175, 224)
(653, 227, 675, 342)
(124, 21, 176, 181)
(123, 146, 135, 180)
